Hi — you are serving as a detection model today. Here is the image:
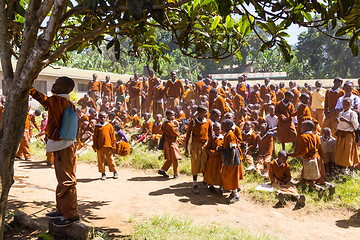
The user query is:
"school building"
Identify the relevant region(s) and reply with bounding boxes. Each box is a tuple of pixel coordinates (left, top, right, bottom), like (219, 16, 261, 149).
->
(0, 62, 132, 96)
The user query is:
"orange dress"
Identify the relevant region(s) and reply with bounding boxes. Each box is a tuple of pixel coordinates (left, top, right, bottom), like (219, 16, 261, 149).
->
(204, 134, 224, 186)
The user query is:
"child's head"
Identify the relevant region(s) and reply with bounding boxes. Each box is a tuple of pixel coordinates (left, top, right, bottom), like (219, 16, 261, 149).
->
(333, 77, 343, 89)
(42, 112, 48, 119)
(89, 119, 97, 128)
(108, 112, 116, 121)
(244, 121, 252, 133)
(264, 78, 270, 86)
(165, 110, 175, 120)
(277, 150, 288, 165)
(155, 114, 163, 123)
(343, 81, 354, 94)
(300, 93, 310, 104)
(89, 108, 97, 117)
(105, 75, 110, 82)
(144, 112, 151, 121)
(279, 82, 285, 89)
(210, 109, 221, 122)
(99, 111, 107, 124)
(189, 99, 195, 107)
(209, 88, 218, 99)
(342, 97, 352, 110)
(221, 119, 234, 133)
(131, 108, 138, 116)
(117, 79, 123, 86)
(114, 124, 122, 132)
(197, 105, 208, 119)
(222, 80, 228, 87)
(81, 121, 89, 130)
(75, 108, 82, 116)
(213, 122, 221, 136)
(251, 110, 259, 120)
(269, 84, 275, 91)
(253, 84, 259, 92)
(230, 87, 236, 95)
(315, 80, 322, 89)
(268, 105, 275, 115)
(224, 112, 235, 121)
(284, 91, 294, 102)
(34, 109, 41, 117)
(175, 105, 182, 113)
(322, 127, 331, 138)
(199, 95, 207, 102)
(289, 81, 295, 89)
(264, 94, 271, 103)
(253, 103, 260, 111)
(51, 77, 75, 94)
(103, 95, 109, 103)
(301, 120, 314, 134)
(259, 123, 269, 135)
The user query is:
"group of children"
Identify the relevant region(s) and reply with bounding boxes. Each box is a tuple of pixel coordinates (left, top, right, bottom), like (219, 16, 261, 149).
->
(2, 73, 360, 218)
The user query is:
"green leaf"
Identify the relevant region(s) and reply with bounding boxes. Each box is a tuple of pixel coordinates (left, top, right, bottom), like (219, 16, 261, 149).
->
(211, 16, 221, 30)
(236, 51, 242, 62)
(302, 11, 312, 22)
(335, 25, 355, 37)
(201, 0, 213, 5)
(257, 22, 272, 34)
(277, 32, 290, 38)
(225, 15, 234, 30)
(159, 42, 170, 51)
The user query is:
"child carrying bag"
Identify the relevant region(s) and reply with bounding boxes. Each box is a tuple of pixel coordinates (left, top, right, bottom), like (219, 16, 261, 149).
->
(302, 134, 321, 180)
(60, 104, 78, 141)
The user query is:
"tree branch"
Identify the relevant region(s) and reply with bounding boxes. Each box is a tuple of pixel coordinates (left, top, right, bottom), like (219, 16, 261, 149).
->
(0, 0, 14, 85)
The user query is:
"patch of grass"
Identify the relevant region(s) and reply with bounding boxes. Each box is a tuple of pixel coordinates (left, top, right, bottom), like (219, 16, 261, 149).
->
(132, 215, 279, 240)
(29, 139, 47, 161)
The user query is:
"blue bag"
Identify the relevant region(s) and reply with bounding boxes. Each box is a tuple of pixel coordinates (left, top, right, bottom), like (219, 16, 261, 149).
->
(60, 105, 78, 140)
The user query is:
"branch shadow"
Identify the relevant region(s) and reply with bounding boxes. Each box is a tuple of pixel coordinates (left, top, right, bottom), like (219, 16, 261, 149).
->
(127, 176, 172, 182)
(18, 160, 52, 170)
(77, 177, 101, 183)
(336, 210, 360, 228)
(149, 182, 229, 206)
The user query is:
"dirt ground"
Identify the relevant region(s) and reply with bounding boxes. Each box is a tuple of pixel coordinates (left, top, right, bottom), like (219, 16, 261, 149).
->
(7, 159, 360, 239)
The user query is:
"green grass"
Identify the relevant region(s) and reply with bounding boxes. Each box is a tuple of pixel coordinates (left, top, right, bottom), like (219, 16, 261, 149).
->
(132, 215, 279, 240)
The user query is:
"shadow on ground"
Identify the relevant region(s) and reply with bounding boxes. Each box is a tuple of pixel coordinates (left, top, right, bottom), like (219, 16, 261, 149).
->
(336, 210, 360, 228)
(149, 182, 230, 205)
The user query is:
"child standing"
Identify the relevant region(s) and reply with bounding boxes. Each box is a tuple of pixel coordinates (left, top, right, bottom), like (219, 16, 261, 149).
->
(93, 111, 118, 180)
(185, 105, 212, 193)
(220, 119, 244, 204)
(204, 122, 224, 194)
(334, 97, 359, 175)
(320, 128, 336, 176)
(255, 123, 274, 176)
(158, 110, 182, 179)
(30, 77, 79, 227)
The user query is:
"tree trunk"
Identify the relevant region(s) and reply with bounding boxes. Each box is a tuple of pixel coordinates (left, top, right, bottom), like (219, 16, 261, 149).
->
(0, 76, 32, 238)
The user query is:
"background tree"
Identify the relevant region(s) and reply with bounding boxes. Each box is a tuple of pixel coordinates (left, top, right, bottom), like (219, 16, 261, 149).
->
(1, 0, 360, 238)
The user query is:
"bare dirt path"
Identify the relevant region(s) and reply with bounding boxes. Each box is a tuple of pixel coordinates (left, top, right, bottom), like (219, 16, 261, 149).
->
(8, 159, 360, 239)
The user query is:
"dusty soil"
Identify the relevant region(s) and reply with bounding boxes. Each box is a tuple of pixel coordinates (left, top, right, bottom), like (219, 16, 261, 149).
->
(7, 159, 360, 239)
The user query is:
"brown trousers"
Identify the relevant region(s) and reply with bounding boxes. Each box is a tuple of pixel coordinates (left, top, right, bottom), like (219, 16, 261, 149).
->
(153, 101, 164, 117)
(130, 96, 141, 115)
(97, 147, 116, 173)
(312, 109, 325, 128)
(53, 143, 78, 219)
(47, 152, 54, 164)
(89, 90, 99, 101)
(16, 131, 31, 159)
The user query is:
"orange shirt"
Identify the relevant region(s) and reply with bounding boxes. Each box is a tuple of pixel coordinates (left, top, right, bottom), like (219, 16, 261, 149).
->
(324, 88, 345, 113)
(242, 130, 257, 152)
(268, 160, 291, 184)
(115, 85, 126, 96)
(132, 115, 141, 128)
(260, 85, 270, 100)
(153, 85, 165, 101)
(102, 82, 113, 95)
(205, 134, 223, 154)
(88, 80, 102, 92)
(127, 80, 142, 97)
(249, 91, 261, 104)
(152, 122, 163, 135)
(291, 88, 300, 106)
(162, 120, 180, 142)
(185, 117, 213, 144)
(276, 89, 286, 102)
(295, 103, 312, 129)
(165, 79, 184, 99)
(93, 122, 116, 150)
(232, 94, 245, 111)
(141, 120, 153, 134)
(195, 81, 204, 97)
(0, 105, 3, 124)
(30, 88, 75, 141)
(256, 133, 273, 157)
(211, 96, 229, 118)
(292, 132, 321, 160)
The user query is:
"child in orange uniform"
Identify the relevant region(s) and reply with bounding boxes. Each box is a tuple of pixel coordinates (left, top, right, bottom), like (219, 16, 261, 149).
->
(93, 111, 118, 180)
(30, 77, 79, 227)
(149, 114, 163, 148)
(185, 105, 212, 193)
(290, 120, 335, 197)
(204, 122, 224, 194)
(220, 119, 244, 204)
(269, 150, 305, 209)
(255, 123, 273, 176)
(158, 110, 182, 178)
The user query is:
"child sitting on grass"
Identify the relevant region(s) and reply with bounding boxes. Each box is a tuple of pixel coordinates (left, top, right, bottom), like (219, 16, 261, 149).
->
(149, 114, 163, 148)
(93, 111, 118, 181)
(131, 112, 152, 142)
(269, 150, 305, 209)
(158, 110, 182, 179)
